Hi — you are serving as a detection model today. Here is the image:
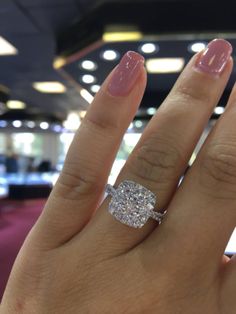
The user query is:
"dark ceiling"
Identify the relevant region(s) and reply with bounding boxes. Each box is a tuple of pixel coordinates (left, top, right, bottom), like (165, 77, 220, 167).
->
(0, 0, 98, 122)
(1, 0, 236, 125)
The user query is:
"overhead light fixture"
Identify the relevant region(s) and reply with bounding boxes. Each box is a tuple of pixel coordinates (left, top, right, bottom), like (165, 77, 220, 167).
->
(7, 100, 26, 109)
(128, 122, 134, 130)
(52, 124, 62, 132)
(79, 110, 87, 118)
(90, 85, 100, 93)
(189, 42, 207, 53)
(214, 106, 225, 115)
(80, 60, 97, 71)
(53, 57, 67, 69)
(0, 120, 7, 127)
(40, 122, 49, 130)
(12, 120, 22, 128)
(26, 121, 35, 128)
(147, 107, 157, 115)
(80, 89, 94, 104)
(81, 74, 96, 84)
(146, 58, 185, 73)
(140, 43, 158, 54)
(103, 31, 143, 42)
(33, 82, 66, 93)
(63, 112, 81, 131)
(0, 36, 18, 56)
(102, 50, 119, 61)
(134, 120, 143, 128)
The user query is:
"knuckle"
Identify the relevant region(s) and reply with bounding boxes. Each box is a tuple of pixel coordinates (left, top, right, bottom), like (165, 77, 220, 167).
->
(129, 135, 183, 186)
(84, 111, 121, 134)
(55, 162, 103, 201)
(174, 81, 211, 106)
(200, 141, 236, 198)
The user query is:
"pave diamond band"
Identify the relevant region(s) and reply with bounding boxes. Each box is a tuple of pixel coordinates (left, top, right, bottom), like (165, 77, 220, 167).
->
(105, 180, 166, 228)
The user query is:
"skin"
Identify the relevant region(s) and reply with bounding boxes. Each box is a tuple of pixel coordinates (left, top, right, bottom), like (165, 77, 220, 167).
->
(1, 50, 236, 314)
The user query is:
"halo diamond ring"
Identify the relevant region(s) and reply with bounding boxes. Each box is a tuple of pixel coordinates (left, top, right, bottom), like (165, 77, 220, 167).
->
(105, 180, 166, 228)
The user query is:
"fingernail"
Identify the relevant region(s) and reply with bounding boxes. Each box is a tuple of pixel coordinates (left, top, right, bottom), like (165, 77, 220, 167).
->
(108, 51, 145, 96)
(195, 39, 232, 76)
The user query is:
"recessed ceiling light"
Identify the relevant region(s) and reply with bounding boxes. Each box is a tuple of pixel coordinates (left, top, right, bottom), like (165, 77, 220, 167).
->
(102, 50, 119, 61)
(189, 42, 207, 53)
(103, 31, 143, 42)
(0, 36, 18, 56)
(80, 89, 94, 104)
(214, 106, 225, 115)
(90, 85, 100, 93)
(0, 120, 7, 127)
(12, 120, 22, 128)
(147, 107, 156, 115)
(7, 100, 26, 109)
(81, 60, 97, 71)
(40, 122, 49, 130)
(140, 43, 157, 54)
(81, 74, 96, 84)
(146, 58, 185, 73)
(33, 82, 66, 93)
(52, 125, 62, 132)
(26, 121, 35, 128)
(134, 120, 143, 128)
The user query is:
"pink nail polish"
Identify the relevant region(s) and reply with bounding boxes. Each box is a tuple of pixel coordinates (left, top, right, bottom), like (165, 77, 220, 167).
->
(195, 39, 232, 76)
(108, 51, 145, 96)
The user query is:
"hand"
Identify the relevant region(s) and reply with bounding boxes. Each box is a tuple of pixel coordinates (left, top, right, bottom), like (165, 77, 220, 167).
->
(1, 39, 236, 314)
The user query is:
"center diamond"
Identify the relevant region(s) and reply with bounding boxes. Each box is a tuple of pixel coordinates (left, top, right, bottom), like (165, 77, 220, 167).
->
(108, 180, 156, 228)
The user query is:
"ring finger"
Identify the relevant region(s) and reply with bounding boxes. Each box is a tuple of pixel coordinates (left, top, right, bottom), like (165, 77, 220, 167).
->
(80, 39, 233, 255)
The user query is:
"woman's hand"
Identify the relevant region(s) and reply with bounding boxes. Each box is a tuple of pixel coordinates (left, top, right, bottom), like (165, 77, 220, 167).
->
(1, 39, 236, 314)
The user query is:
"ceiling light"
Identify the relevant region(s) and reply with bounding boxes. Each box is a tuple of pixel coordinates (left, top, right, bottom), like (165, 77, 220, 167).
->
(53, 57, 67, 69)
(134, 120, 143, 128)
(140, 43, 157, 54)
(26, 121, 35, 128)
(7, 100, 26, 109)
(80, 89, 94, 104)
(63, 112, 81, 131)
(90, 85, 100, 93)
(214, 106, 225, 115)
(147, 107, 156, 115)
(81, 60, 97, 71)
(102, 50, 119, 61)
(40, 122, 49, 130)
(33, 82, 66, 93)
(0, 120, 7, 127)
(81, 74, 96, 84)
(189, 42, 207, 53)
(146, 58, 185, 73)
(79, 111, 87, 118)
(128, 122, 134, 130)
(52, 125, 62, 132)
(12, 120, 22, 128)
(103, 31, 143, 42)
(0, 36, 18, 56)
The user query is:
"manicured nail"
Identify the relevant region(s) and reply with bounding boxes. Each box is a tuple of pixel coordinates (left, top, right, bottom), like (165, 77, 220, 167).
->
(108, 51, 145, 96)
(195, 39, 232, 76)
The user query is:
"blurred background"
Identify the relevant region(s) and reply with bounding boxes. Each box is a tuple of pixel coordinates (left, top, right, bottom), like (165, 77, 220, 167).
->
(0, 0, 236, 300)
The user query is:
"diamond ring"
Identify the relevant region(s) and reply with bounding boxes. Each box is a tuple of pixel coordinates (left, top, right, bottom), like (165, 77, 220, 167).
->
(105, 180, 166, 228)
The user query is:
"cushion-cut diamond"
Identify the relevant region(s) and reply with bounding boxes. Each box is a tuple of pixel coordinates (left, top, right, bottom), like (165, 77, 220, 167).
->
(108, 180, 156, 228)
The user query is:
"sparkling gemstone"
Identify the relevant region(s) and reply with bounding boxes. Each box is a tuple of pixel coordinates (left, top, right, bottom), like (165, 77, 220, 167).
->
(108, 180, 156, 228)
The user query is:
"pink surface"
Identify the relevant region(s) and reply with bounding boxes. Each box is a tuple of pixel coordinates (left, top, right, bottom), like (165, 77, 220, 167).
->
(0, 200, 45, 300)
